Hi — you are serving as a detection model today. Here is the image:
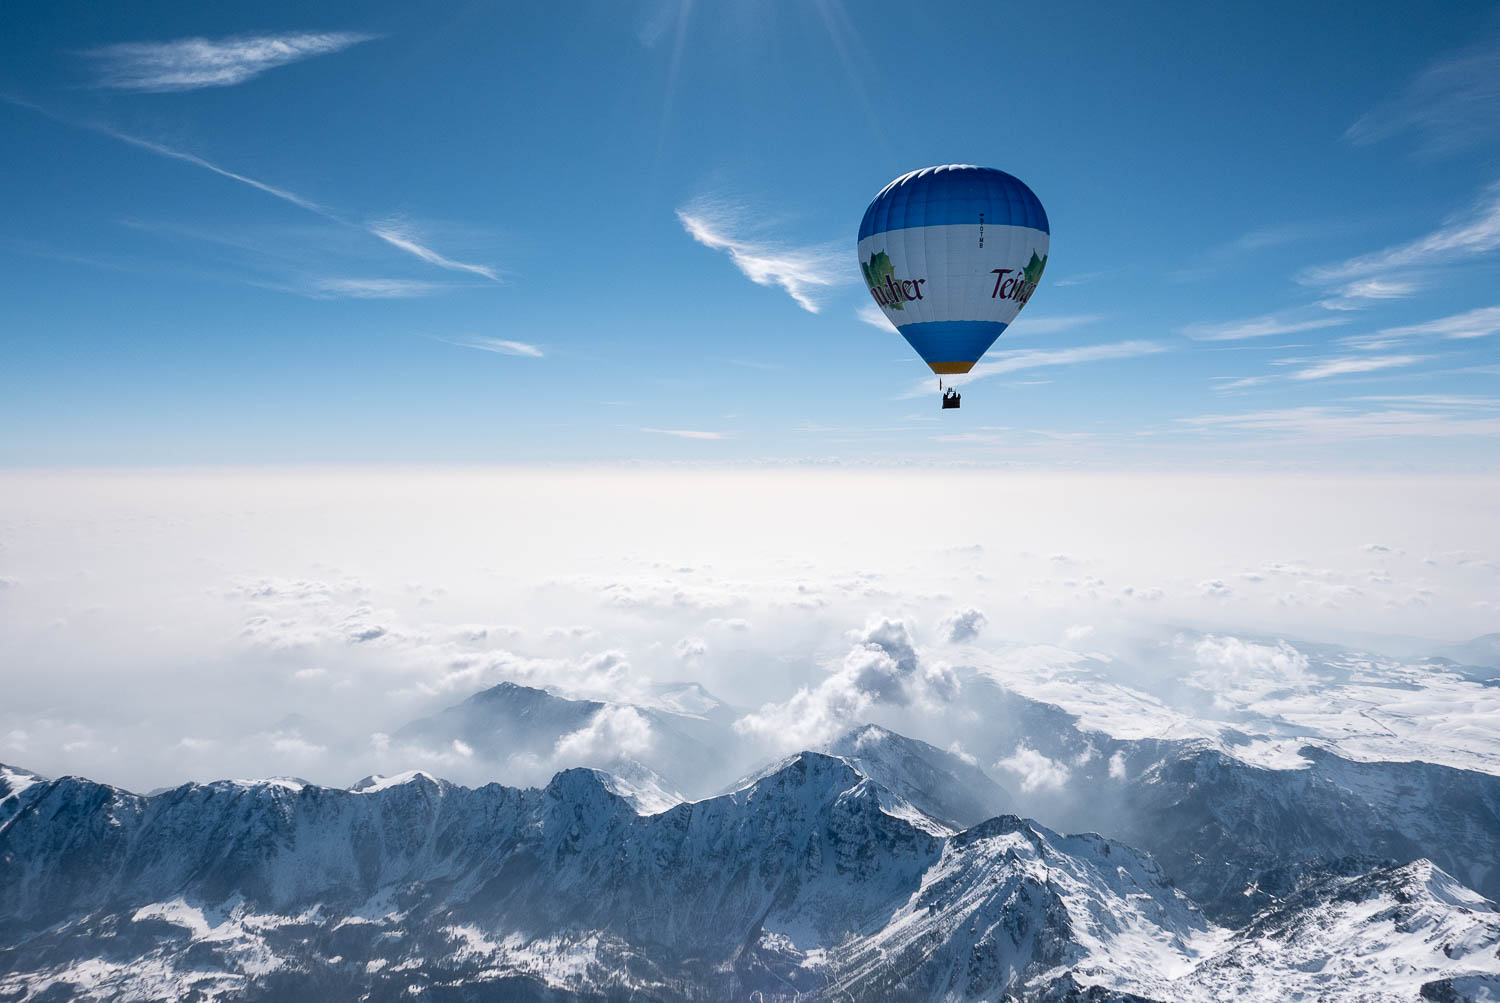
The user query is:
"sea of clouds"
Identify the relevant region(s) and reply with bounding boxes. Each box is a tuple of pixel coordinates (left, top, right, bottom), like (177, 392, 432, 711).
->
(0, 467, 1495, 792)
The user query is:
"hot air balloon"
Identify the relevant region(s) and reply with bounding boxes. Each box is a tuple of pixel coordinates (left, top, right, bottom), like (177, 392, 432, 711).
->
(858, 165, 1049, 408)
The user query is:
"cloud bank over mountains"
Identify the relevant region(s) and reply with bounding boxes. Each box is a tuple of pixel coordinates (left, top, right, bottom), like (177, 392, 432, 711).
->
(0, 467, 1496, 794)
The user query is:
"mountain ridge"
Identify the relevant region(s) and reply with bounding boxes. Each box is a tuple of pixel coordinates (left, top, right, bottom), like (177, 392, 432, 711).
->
(4, 737, 1498, 1002)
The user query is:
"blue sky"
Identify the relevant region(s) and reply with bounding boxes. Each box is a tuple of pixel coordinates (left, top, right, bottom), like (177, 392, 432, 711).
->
(3, 1, 1499, 468)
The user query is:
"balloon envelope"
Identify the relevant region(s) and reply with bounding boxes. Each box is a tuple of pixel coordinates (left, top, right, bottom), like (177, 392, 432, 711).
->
(858, 165, 1049, 375)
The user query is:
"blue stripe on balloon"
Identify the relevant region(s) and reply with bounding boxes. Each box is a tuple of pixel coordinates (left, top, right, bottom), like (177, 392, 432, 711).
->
(896, 320, 1009, 366)
(859, 165, 1049, 241)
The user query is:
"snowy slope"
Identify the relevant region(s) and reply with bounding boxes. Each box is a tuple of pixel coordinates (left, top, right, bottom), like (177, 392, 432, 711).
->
(823, 724, 1014, 829)
(927, 672, 1500, 924)
(1182, 860, 1500, 1002)
(4, 746, 1499, 1002)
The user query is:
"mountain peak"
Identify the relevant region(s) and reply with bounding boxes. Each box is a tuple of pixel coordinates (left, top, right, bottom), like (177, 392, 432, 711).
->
(824, 722, 1013, 828)
(350, 770, 441, 793)
(543, 765, 636, 806)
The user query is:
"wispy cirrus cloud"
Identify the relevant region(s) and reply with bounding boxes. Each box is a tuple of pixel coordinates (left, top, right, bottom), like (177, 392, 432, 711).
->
(642, 428, 724, 440)
(436, 336, 544, 357)
(1341, 305, 1500, 350)
(82, 32, 376, 92)
(1209, 375, 1273, 393)
(1316, 277, 1421, 311)
(1290, 354, 1426, 381)
(368, 222, 500, 282)
(1006, 313, 1104, 336)
(903, 340, 1164, 396)
(1050, 271, 1105, 287)
(1299, 181, 1500, 285)
(1344, 32, 1500, 156)
(1337, 278, 1418, 301)
(677, 199, 848, 313)
(4, 98, 499, 286)
(856, 303, 895, 330)
(313, 277, 447, 299)
(1181, 311, 1351, 342)
(1170, 220, 1350, 282)
(1180, 404, 1500, 441)
(1211, 351, 1427, 392)
(92, 120, 333, 215)
(1351, 394, 1500, 410)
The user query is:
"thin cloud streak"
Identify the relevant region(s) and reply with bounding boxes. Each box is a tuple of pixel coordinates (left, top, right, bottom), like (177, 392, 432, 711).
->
(5, 98, 498, 284)
(1291, 354, 1426, 381)
(1006, 314, 1104, 336)
(643, 428, 724, 440)
(1210, 376, 1272, 392)
(83, 32, 376, 92)
(1344, 33, 1500, 156)
(1182, 312, 1351, 342)
(1343, 306, 1500, 350)
(677, 200, 848, 313)
(1300, 181, 1500, 284)
(437, 337, 544, 358)
(1351, 394, 1500, 410)
(1180, 405, 1500, 441)
(101, 125, 333, 216)
(1316, 277, 1421, 310)
(903, 340, 1165, 396)
(314, 278, 447, 299)
(369, 223, 500, 282)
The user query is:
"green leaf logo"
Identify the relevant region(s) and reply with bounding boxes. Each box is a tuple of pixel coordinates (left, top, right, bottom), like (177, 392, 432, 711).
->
(862, 250, 902, 310)
(1023, 251, 1048, 287)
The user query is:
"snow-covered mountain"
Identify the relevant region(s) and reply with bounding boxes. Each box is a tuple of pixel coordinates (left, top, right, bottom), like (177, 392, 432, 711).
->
(1185, 859, 1500, 1002)
(398, 671, 1500, 928)
(4, 743, 1498, 1002)
(928, 672, 1500, 924)
(1107, 744, 1500, 924)
(733, 723, 1015, 830)
(392, 679, 739, 796)
(1434, 633, 1500, 672)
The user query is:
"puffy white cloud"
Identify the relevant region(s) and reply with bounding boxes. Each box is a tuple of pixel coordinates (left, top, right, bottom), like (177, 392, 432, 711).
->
(939, 607, 988, 644)
(553, 706, 654, 763)
(544, 625, 600, 642)
(1189, 635, 1314, 707)
(947, 741, 978, 767)
(673, 636, 707, 664)
(995, 745, 1070, 792)
(1108, 751, 1127, 780)
(268, 734, 326, 759)
(734, 617, 957, 749)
